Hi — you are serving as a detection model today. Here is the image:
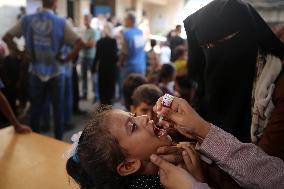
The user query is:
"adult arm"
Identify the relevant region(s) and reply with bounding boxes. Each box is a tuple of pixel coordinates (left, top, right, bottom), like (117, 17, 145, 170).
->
(196, 125, 284, 189)
(150, 154, 211, 189)
(155, 96, 284, 189)
(2, 21, 22, 55)
(0, 92, 31, 133)
(118, 35, 128, 68)
(63, 23, 84, 63)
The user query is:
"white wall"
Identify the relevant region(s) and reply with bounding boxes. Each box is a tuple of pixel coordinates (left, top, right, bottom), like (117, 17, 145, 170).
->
(115, 0, 132, 22)
(0, 0, 68, 38)
(74, 0, 90, 28)
(144, 0, 184, 35)
(0, 0, 26, 38)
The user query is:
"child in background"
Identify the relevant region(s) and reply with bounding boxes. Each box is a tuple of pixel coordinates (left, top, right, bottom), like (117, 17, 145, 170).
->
(122, 73, 147, 111)
(130, 84, 163, 122)
(173, 46, 187, 77)
(147, 39, 160, 83)
(159, 41, 171, 65)
(158, 64, 177, 95)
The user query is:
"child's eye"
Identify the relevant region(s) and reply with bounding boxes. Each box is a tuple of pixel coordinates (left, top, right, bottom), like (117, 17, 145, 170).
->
(131, 122, 137, 133)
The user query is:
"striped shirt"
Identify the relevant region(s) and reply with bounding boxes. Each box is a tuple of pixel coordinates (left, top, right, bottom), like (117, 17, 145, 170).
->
(196, 125, 284, 189)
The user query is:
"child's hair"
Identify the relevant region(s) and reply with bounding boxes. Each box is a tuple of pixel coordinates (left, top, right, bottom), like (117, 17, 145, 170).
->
(159, 64, 175, 82)
(123, 73, 147, 110)
(66, 105, 127, 189)
(150, 39, 157, 48)
(132, 84, 163, 107)
(173, 45, 185, 61)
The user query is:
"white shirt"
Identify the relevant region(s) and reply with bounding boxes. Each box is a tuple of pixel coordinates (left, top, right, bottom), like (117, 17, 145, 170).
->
(160, 46, 171, 64)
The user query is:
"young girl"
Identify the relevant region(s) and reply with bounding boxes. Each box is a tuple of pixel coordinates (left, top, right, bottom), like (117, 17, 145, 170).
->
(158, 64, 176, 95)
(66, 105, 204, 189)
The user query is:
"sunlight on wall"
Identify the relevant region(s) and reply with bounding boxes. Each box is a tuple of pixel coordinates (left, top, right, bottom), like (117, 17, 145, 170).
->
(177, 0, 214, 38)
(0, 0, 26, 7)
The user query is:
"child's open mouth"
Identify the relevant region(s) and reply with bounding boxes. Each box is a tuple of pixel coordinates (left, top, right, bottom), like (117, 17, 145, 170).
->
(153, 123, 167, 138)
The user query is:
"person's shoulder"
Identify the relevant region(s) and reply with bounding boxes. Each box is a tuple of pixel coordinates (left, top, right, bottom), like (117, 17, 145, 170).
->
(134, 27, 143, 34)
(21, 13, 36, 22)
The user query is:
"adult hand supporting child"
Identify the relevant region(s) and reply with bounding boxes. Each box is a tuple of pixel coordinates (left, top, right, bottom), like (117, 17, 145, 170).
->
(150, 154, 209, 189)
(156, 146, 183, 165)
(150, 154, 196, 189)
(157, 143, 205, 183)
(153, 96, 211, 141)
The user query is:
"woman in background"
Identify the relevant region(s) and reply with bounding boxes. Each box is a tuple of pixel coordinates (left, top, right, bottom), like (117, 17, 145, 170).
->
(92, 24, 118, 105)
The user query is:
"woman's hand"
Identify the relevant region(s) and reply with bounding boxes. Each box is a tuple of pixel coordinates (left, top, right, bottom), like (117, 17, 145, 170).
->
(156, 146, 183, 165)
(153, 96, 211, 140)
(179, 143, 204, 182)
(150, 154, 197, 189)
(157, 143, 205, 183)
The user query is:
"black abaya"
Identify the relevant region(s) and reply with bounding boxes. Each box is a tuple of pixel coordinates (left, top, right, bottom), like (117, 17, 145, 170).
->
(184, 0, 284, 142)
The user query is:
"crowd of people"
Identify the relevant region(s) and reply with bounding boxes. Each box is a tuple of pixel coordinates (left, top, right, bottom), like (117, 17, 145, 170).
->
(0, 0, 193, 140)
(0, 0, 284, 188)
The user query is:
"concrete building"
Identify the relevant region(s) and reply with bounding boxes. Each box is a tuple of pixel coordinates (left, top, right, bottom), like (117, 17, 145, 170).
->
(114, 0, 185, 35)
(0, 0, 68, 38)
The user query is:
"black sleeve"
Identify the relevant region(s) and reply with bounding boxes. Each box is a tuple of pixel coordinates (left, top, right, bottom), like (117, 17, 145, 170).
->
(92, 40, 100, 73)
(113, 39, 118, 63)
(184, 20, 206, 99)
(249, 4, 284, 60)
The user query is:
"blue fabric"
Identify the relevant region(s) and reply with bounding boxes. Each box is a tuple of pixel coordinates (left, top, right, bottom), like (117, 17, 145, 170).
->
(64, 73, 73, 125)
(60, 44, 73, 77)
(22, 11, 65, 80)
(72, 154, 80, 163)
(123, 27, 146, 72)
(0, 79, 4, 90)
(29, 74, 65, 139)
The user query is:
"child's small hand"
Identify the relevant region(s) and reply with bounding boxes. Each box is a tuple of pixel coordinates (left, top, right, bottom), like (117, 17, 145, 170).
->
(179, 143, 204, 182)
(156, 145, 183, 165)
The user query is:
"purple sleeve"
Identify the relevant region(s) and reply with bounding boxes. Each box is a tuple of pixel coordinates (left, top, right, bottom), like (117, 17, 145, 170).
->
(191, 182, 211, 189)
(196, 125, 284, 188)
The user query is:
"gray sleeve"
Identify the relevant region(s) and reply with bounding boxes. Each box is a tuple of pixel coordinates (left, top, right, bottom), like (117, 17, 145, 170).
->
(7, 20, 22, 37)
(64, 23, 80, 45)
(196, 125, 284, 189)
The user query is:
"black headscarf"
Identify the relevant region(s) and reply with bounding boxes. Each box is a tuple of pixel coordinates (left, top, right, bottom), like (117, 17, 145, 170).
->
(184, 0, 284, 142)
